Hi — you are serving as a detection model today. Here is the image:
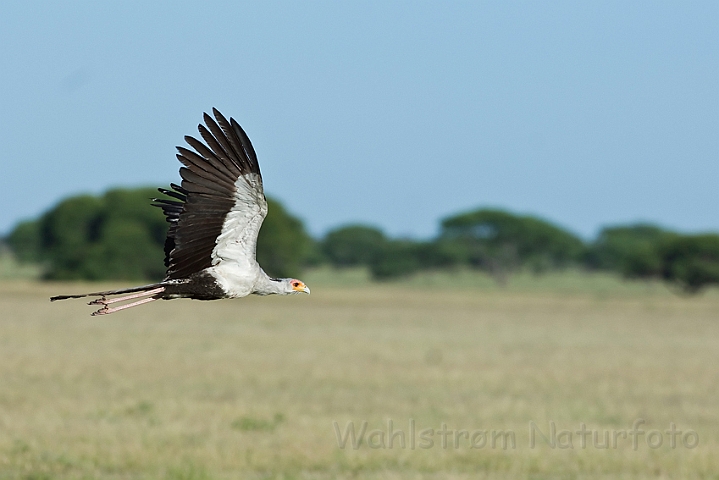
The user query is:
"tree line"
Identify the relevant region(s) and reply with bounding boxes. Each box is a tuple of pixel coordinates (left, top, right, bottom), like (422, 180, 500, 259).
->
(5, 188, 719, 293)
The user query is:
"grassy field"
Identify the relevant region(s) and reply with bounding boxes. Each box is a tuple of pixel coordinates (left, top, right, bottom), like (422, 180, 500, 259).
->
(0, 272, 718, 479)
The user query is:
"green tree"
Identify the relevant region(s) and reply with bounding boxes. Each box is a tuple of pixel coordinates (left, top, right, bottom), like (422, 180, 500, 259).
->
(439, 208, 585, 282)
(586, 224, 676, 279)
(661, 234, 719, 293)
(39, 194, 106, 280)
(412, 240, 463, 270)
(256, 197, 312, 279)
(35, 188, 167, 280)
(369, 240, 421, 280)
(6, 219, 42, 263)
(321, 225, 387, 267)
(81, 219, 165, 281)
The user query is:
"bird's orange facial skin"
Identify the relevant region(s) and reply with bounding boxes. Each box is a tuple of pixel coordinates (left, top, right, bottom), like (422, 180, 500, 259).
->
(291, 280, 309, 293)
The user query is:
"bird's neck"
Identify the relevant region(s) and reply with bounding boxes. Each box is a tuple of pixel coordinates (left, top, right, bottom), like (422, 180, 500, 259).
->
(252, 270, 285, 296)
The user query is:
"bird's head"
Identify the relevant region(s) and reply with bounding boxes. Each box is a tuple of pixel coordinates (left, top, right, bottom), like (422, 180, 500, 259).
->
(285, 278, 310, 295)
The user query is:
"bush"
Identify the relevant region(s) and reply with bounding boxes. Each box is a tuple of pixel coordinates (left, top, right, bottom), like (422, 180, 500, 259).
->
(412, 240, 464, 270)
(439, 208, 584, 282)
(661, 234, 719, 293)
(321, 225, 387, 267)
(6, 219, 42, 263)
(36, 189, 166, 280)
(256, 197, 313, 279)
(586, 224, 675, 279)
(369, 240, 421, 280)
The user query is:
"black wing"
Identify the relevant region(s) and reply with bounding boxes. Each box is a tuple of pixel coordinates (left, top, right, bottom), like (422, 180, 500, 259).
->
(153, 108, 264, 280)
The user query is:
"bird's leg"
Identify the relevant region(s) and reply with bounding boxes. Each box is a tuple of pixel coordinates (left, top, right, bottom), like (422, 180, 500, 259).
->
(88, 287, 165, 306)
(91, 296, 159, 316)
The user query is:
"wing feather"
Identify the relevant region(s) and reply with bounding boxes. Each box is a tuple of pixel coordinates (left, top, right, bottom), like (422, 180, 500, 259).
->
(214, 109, 260, 173)
(179, 164, 236, 192)
(201, 115, 241, 170)
(154, 109, 267, 280)
(177, 147, 239, 181)
(179, 169, 233, 196)
(157, 188, 186, 201)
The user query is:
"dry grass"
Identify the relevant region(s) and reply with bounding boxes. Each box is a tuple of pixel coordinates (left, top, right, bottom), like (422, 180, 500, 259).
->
(0, 277, 718, 479)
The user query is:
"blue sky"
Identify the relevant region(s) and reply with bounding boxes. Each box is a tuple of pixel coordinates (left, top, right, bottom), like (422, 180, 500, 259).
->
(1, 1, 717, 239)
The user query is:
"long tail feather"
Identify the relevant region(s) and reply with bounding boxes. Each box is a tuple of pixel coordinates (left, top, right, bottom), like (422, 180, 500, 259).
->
(50, 282, 167, 302)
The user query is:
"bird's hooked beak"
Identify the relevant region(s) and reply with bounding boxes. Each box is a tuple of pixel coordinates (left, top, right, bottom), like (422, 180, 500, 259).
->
(292, 281, 310, 294)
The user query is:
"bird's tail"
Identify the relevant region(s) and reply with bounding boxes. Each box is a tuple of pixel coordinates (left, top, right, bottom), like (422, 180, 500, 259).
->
(50, 282, 167, 302)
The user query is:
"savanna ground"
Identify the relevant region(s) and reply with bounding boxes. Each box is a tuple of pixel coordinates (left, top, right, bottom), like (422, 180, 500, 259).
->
(0, 268, 718, 479)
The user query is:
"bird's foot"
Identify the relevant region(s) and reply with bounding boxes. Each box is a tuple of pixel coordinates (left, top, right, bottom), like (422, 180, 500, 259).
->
(88, 296, 108, 306)
(91, 305, 110, 316)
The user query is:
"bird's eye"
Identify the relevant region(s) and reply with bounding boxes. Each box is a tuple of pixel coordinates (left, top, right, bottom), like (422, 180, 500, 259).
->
(292, 282, 299, 287)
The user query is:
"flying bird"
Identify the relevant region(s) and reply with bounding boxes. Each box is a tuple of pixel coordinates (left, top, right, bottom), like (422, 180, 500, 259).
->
(51, 109, 310, 315)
